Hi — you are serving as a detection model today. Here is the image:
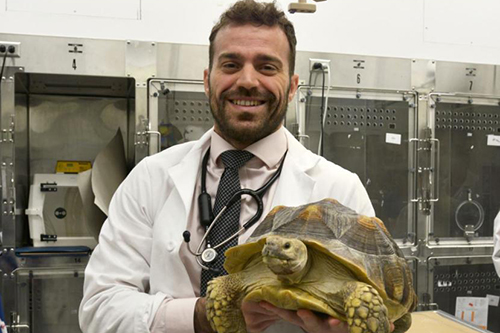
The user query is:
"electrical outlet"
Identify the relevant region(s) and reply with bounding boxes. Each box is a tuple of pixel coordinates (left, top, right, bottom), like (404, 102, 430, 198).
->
(309, 58, 330, 72)
(0, 41, 21, 58)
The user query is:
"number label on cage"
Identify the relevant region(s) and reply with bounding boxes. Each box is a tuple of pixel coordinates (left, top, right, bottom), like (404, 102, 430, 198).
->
(487, 135, 500, 147)
(487, 294, 499, 307)
(486, 134, 500, 147)
(455, 297, 488, 329)
(386, 133, 401, 145)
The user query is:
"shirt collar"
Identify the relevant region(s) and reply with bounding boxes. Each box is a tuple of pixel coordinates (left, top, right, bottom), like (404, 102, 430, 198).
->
(210, 126, 287, 169)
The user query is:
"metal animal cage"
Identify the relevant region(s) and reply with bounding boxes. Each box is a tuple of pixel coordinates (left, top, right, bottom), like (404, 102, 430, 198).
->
(0, 33, 499, 332)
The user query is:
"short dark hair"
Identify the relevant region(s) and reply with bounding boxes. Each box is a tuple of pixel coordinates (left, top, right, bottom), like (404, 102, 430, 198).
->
(208, 0, 297, 77)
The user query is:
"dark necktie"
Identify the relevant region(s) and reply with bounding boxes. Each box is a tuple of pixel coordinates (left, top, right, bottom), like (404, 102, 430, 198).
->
(200, 150, 254, 296)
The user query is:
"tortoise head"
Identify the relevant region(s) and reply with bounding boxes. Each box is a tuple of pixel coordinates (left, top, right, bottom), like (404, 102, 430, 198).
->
(261, 235, 310, 284)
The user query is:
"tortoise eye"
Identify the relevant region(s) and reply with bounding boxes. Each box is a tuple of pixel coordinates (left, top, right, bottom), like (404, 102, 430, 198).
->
(284, 242, 291, 249)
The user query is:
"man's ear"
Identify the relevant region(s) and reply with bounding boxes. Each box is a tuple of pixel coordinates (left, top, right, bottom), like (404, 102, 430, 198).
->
(203, 69, 210, 98)
(288, 74, 299, 102)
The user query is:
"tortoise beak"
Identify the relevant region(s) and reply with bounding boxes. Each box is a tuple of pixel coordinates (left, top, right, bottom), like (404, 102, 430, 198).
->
(262, 237, 290, 260)
(262, 241, 277, 256)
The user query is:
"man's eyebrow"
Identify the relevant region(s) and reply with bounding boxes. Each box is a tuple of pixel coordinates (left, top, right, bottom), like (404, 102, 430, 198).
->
(217, 53, 283, 67)
(218, 52, 243, 61)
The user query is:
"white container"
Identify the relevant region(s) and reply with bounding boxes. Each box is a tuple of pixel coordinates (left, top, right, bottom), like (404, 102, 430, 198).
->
(25, 174, 97, 248)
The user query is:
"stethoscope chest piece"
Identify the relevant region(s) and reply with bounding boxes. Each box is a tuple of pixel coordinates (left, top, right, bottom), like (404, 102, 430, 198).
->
(201, 247, 217, 264)
(183, 148, 287, 272)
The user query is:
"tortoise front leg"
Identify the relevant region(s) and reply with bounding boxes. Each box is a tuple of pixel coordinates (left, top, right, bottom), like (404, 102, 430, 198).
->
(343, 282, 390, 333)
(206, 274, 246, 333)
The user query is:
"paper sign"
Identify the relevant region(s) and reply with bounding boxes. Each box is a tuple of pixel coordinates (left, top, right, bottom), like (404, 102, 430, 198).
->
(487, 294, 500, 307)
(487, 134, 500, 147)
(455, 297, 488, 329)
(386, 133, 401, 145)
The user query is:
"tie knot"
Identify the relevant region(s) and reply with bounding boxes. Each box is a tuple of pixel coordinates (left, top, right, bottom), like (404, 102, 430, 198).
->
(220, 150, 254, 169)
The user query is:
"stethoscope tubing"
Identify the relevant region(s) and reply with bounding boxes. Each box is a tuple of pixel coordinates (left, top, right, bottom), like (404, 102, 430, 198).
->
(184, 148, 287, 270)
(194, 189, 264, 256)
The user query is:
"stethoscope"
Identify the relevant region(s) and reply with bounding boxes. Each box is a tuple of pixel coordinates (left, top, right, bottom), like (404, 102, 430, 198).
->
(183, 148, 287, 272)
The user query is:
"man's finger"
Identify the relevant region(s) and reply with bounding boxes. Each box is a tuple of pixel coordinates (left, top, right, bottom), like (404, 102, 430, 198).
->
(326, 317, 345, 329)
(242, 301, 273, 315)
(242, 301, 281, 333)
(260, 303, 304, 327)
(297, 310, 348, 333)
(296, 309, 324, 329)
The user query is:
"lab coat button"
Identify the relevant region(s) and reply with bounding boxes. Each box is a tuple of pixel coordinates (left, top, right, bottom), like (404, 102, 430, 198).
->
(166, 241, 175, 252)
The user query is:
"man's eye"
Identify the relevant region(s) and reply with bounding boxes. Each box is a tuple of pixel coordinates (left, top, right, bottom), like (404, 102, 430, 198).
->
(222, 63, 238, 69)
(261, 65, 278, 73)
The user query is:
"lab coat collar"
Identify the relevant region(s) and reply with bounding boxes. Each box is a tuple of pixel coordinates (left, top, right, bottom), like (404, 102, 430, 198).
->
(168, 127, 320, 220)
(271, 128, 318, 207)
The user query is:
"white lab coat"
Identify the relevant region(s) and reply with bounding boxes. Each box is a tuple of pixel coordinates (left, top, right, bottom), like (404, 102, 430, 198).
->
(79, 128, 374, 333)
(494, 210, 500, 277)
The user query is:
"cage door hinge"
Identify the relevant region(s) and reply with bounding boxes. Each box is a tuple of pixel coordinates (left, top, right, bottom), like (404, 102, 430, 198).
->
(134, 119, 149, 147)
(1, 115, 15, 144)
(1, 128, 14, 143)
(409, 128, 440, 215)
(134, 119, 160, 153)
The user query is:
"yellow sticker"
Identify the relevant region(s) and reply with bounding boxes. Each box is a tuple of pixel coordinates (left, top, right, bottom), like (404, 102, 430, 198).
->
(55, 161, 92, 174)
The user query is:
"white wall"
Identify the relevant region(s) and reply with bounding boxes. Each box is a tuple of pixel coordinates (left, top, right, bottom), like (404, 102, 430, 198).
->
(1, 0, 500, 65)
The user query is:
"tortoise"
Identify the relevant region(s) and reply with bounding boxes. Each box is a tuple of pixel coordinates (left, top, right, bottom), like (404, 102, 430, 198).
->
(205, 198, 417, 333)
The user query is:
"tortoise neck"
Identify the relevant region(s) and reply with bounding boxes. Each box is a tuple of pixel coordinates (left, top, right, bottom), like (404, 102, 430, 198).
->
(277, 248, 312, 285)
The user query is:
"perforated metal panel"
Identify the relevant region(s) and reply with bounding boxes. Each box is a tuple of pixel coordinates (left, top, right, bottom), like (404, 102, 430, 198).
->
(324, 104, 403, 131)
(435, 104, 500, 133)
(169, 94, 212, 125)
(428, 257, 500, 333)
(433, 267, 499, 295)
(149, 80, 212, 150)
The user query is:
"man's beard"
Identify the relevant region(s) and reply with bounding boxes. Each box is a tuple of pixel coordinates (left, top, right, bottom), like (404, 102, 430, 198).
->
(208, 85, 289, 146)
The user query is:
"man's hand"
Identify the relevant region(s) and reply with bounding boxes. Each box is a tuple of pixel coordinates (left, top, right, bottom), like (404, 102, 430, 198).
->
(241, 301, 281, 332)
(247, 301, 395, 333)
(194, 298, 215, 333)
(260, 302, 347, 333)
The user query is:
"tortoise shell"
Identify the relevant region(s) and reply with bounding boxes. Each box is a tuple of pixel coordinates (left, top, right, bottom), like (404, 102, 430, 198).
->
(224, 198, 416, 311)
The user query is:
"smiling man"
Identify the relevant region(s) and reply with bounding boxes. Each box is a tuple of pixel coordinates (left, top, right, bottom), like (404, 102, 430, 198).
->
(205, 21, 298, 149)
(79, 1, 375, 333)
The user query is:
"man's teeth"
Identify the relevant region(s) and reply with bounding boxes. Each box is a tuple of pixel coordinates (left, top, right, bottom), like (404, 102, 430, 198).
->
(232, 100, 263, 106)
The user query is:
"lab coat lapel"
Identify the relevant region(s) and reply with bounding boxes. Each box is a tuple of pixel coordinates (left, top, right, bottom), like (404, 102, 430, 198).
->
(169, 131, 212, 219)
(272, 130, 317, 207)
(158, 131, 211, 297)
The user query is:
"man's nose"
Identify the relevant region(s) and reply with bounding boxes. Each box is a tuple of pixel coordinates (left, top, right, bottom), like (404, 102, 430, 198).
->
(236, 65, 259, 90)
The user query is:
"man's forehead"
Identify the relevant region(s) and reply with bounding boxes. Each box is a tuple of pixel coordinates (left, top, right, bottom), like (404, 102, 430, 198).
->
(212, 23, 290, 58)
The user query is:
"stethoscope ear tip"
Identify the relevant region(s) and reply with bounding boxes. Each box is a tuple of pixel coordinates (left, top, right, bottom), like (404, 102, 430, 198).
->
(183, 230, 191, 243)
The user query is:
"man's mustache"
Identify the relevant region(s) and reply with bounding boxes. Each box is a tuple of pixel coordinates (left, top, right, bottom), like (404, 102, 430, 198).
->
(221, 87, 275, 102)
